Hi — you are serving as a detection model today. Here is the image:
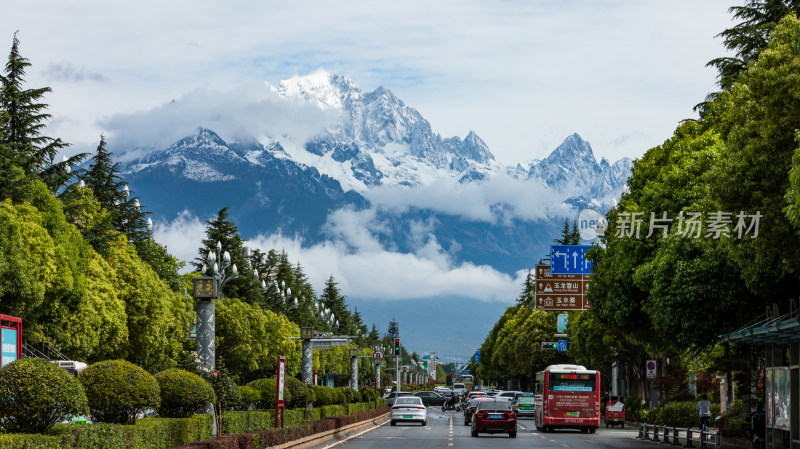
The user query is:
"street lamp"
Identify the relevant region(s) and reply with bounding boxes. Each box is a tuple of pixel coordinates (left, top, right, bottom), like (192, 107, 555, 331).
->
(192, 241, 240, 372)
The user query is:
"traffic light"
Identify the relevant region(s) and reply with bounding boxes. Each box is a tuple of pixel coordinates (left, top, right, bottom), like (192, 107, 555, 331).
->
(541, 341, 557, 350)
(394, 338, 400, 355)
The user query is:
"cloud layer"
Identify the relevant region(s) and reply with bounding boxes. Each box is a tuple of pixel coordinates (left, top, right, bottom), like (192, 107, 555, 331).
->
(153, 207, 528, 303)
(5, 0, 733, 164)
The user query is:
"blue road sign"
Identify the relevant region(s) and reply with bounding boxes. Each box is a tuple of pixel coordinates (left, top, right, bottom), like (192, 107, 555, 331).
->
(460, 370, 470, 375)
(557, 340, 568, 352)
(474, 351, 480, 364)
(550, 245, 593, 274)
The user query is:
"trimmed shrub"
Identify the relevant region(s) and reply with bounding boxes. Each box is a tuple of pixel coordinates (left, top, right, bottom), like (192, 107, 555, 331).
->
(79, 359, 160, 424)
(286, 376, 311, 408)
(334, 388, 346, 405)
(0, 358, 88, 433)
(155, 368, 216, 418)
(239, 385, 261, 410)
(655, 401, 696, 427)
(247, 377, 292, 409)
(313, 385, 334, 406)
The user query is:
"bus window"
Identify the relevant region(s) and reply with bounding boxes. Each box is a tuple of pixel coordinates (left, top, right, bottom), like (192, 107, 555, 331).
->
(549, 372, 596, 392)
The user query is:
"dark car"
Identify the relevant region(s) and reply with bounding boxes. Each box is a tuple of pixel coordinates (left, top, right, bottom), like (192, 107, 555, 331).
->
(414, 391, 446, 406)
(464, 397, 491, 425)
(471, 400, 517, 438)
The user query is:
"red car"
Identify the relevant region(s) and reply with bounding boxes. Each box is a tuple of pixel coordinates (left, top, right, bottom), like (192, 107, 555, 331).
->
(471, 399, 517, 438)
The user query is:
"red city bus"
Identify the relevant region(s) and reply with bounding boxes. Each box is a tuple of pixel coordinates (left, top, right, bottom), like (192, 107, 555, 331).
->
(534, 364, 600, 433)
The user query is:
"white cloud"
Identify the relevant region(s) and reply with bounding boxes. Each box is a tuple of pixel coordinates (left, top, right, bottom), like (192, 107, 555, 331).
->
(151, 210, 209, 268)
(101, 84, 338, 158)
(365, 171, 577, 223)
(5, 0, 733, 164)
(153, 208, 525, 303)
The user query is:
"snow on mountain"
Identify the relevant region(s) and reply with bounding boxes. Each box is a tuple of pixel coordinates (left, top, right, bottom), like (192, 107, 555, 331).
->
(263, 70, 498, 191)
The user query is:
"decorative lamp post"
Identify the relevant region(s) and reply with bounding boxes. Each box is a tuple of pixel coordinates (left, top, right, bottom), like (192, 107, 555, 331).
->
(192, 241, 239, 371)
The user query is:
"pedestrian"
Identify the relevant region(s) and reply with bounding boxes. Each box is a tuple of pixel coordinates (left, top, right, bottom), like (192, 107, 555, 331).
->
(696, 394, 712, 431)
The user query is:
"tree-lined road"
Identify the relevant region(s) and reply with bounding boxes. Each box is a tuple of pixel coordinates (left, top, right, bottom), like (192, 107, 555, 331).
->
(319, 408, 657, 449)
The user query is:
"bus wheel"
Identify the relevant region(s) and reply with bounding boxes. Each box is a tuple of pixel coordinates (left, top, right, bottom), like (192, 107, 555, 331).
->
(589, 428, 596, 433)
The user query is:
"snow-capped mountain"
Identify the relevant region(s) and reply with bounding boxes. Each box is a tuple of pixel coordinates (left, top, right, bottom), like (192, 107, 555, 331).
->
(119, 71, 631, 274)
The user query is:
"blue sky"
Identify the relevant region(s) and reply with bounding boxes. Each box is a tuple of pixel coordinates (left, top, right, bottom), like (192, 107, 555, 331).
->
(4, 0, 733, 164)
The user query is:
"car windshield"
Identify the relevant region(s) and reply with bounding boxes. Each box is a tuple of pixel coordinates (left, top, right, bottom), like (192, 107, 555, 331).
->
(395, 397, 422, 405)
(477, 401, 512, 411)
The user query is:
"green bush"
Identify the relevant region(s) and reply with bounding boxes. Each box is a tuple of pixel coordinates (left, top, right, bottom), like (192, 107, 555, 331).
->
(239, 385, 261, 410)
(79, 359, 160, 425)
(286, 376, 311, 408)
(155, 368, 215, 418)
(359, 387, 376, 401)
(246, 377, 292, 409)
(0, 358, 88, 433)
(624, 395, 644, 422)
(313, 386, 334, 406)
(334, 388, 346, 405)
(656, 401, 697, 427)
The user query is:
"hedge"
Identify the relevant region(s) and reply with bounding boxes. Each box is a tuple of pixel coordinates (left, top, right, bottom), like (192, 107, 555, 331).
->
(0, 415, 212, 449)
(0, 400, 386, 449)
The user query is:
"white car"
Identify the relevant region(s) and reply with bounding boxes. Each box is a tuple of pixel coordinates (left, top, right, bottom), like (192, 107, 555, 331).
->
(390, 396, 427, 426)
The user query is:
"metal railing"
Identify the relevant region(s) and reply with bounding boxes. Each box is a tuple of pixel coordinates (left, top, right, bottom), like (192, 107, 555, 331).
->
(638, 422, 722, 449)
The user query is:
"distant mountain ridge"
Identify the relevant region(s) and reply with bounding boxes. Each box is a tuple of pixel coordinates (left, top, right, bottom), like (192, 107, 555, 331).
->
(119, 71, 632, 274)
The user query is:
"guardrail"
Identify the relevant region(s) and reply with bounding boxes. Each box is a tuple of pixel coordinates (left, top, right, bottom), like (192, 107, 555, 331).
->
(638, 422, 722, 449)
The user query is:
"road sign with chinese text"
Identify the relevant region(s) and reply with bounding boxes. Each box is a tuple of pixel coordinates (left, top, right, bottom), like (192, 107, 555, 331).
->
(534, 265, 591, 311)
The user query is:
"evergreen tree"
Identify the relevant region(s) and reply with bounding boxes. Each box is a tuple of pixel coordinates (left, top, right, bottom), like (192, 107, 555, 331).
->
(516, 270, 536, 306)
(387, 319, 399, 338)
(570, 220, 580, 244)
(0, 32, 84, 198)
(320, 275, 350, 333)
(554, 218, 571, 244)
(707, 0, 800, 90)
(194, 207, 261, 303)
(80, 136, 141, 232)
(366, 324, 381, 348)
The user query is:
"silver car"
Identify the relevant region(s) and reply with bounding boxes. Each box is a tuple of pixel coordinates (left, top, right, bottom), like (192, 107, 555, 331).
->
(391, 396, 427, 426)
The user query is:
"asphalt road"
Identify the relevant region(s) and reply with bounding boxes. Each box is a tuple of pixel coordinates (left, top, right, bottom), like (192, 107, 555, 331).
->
(319, 407, 664, 449)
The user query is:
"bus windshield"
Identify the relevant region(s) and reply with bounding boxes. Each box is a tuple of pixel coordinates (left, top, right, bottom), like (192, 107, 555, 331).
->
(549, 372, 596, 392)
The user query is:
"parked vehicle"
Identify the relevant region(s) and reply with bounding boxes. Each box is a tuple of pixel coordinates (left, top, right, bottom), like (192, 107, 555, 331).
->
(471, 400, 517, 438)
(604, 396, 625, 428)
(414, 391, 446, 406)
(514, 397, 536, 418)
(391, 396, 427, 426)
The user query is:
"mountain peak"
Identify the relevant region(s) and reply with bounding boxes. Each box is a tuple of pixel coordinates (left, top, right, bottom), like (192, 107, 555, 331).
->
(550, 133, 594, 162)
(268, 69, 360, 109)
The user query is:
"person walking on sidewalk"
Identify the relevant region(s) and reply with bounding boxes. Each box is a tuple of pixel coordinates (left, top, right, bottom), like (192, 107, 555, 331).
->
(696, 394, 712, 431)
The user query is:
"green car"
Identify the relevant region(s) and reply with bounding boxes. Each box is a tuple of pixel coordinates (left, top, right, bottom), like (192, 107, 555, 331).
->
(513, 397, 536, 418)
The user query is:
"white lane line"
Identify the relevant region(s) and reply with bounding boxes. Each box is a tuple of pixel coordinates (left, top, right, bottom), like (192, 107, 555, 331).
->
(518, 424, 526, 430)
(319, 419, 390, 449)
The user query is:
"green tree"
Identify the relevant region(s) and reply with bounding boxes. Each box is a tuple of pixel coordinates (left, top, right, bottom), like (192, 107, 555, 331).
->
(0, 32, 82, 196)
(707, 1, 800, 90)
(79, 135, 149, 246)
(320, 275, 350, 334)
(194, 207, 261, 304)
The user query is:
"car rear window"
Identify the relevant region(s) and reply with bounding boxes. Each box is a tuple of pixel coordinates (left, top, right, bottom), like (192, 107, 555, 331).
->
(396, 397, 422, 405)
(517, 398, 536, 404)
(477, 401, 512, 411)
